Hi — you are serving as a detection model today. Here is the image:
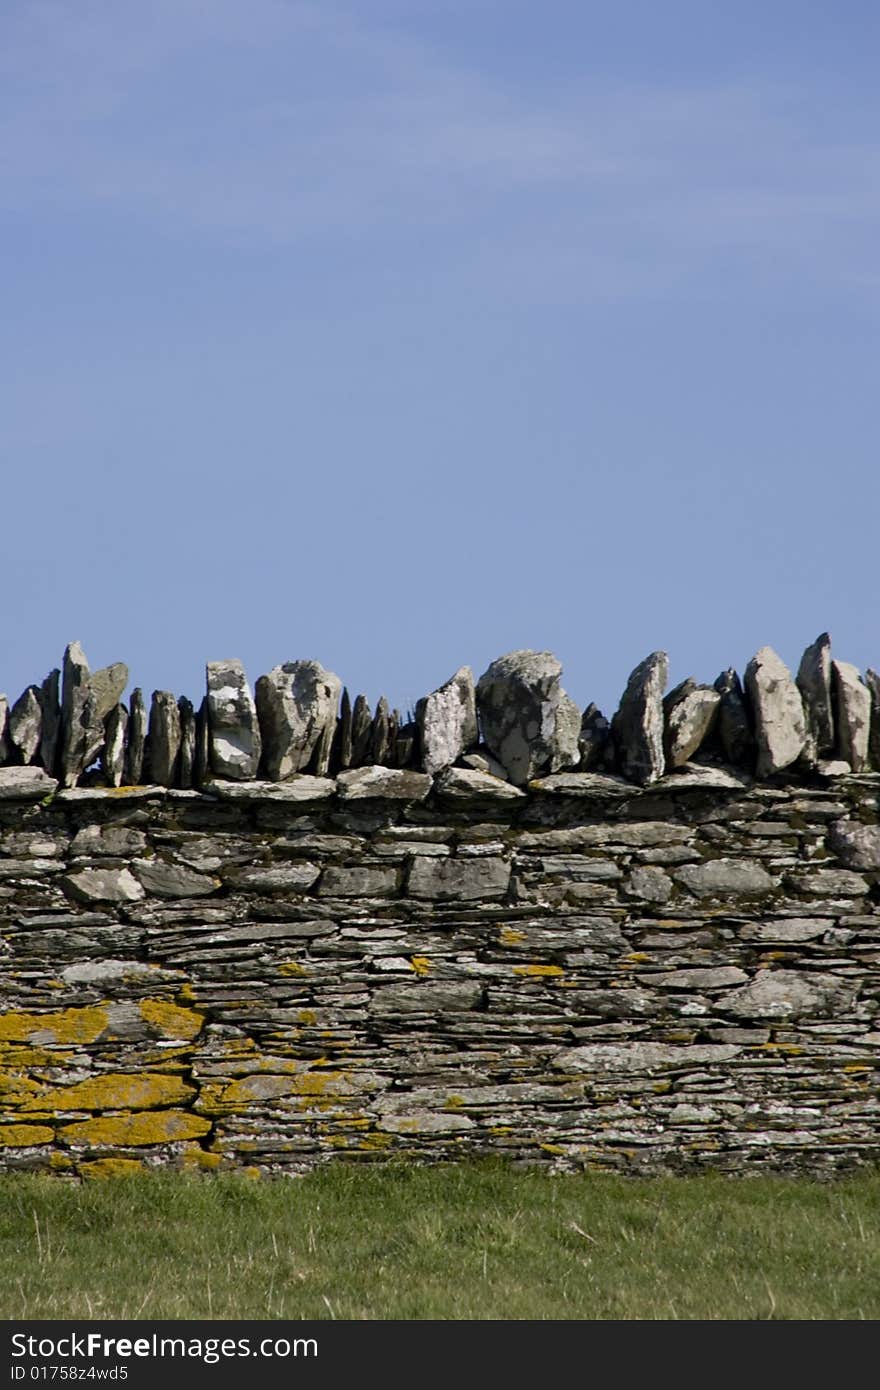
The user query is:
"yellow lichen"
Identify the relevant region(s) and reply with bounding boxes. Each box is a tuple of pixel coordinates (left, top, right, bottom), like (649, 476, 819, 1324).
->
(23, 1072, 194, 1114)
(499, 927, 526, 946)
(79, 1158, 144, 1179)
(138, 999, 204, 1040)
(410, 956, 431, 976)
(0, 1123, 54, 1147)
(297, 1009, 318, 1025)
(278, 962, 307, 977)
(60, 1110, 211, 1147)
(0, 1005, 109, 1045)
(513, 964, 564, 978)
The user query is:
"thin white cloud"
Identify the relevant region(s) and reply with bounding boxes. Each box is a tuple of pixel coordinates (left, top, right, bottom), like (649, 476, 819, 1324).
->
(0, 0, 877, 297)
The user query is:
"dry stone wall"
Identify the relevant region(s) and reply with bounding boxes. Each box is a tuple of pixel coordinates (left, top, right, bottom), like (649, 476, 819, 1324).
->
(0, 766, 878, 1178)
(1, 635, 879, 1177)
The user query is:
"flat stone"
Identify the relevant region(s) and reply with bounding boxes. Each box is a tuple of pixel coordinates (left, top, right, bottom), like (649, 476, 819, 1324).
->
(649, 966, 748, 990)
(833, 661, 871, 772)
(674, 859, 775, 897)
(62, 867, 146, 904)
(656, 763, 750, 791)
(713, 669, 755, 767)
(434, 767, 525, 803)
(866, 668, 880, 770)
(148, 691, 181, 787)
(475, 650, 580, 786)
(370, 981, 483, 1014)
(255, 659, 341, 780)
(132, 860, 220, 898)
(101, 705, 127, 788)
(828, 819, 880, 871)
(226, 864, 320, 893)
(125, 688, 146, 785)
(744, 646, 806, 776)
(417, 666, 478, 775)
(796, 634, 834, 763)
(626, 866, 673, 903)
(460, 749, 510, 780)
(407, 855, 510, 901)
(38, 670, 60, 776)
(9, 687, 42, 765)
(55, 785, 164, 802)
(319, 865, 399, 897)
(817, 760, 851, 777)
(784, 868, 869, 896)
(554, 1043, 741, 1073)
(613, 651, 668, 786)
(71, 824, 147, 857)
(663, 680, 720, 767)
(527, 772, 632, 798)
(337, 767, 431, 801)
(0, 766, 58, 801)
(203, 776, 335, 803)
(206, 659, 261, 781)
(722, 969, 855, 1020)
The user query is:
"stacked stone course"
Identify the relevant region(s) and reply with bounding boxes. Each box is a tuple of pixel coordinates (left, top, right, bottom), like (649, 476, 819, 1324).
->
(0, 635, 877, 1177)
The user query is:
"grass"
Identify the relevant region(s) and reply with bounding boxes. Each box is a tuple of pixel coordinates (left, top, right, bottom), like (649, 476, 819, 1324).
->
(0, 1162, 878, 1320)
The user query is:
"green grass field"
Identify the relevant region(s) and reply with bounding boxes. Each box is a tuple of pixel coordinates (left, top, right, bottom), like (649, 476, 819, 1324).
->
(1, 1163, 878, 1320)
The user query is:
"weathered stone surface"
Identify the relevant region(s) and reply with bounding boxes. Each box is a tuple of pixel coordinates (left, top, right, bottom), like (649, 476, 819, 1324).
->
(663, 680, 720, 767)
(148, 691, 181, 787)
(434, 767, 525, 803)
(319, 865, 398, 897)
(206, 660, 261, 780)
(370, 981, 483, 1014)
(625, 866, 673, 903)
(336, 688, 353, 770)
(796, 633, 834, 763)
(867, 669, 880, 770)
(713, 669, 755, 767)
(674, 859, 775, 897)
(59, 641, 92, 788)
(833, 661, 871, 773)
(70, 824, 147, 857)
(417, 667, 478, 776)
(744, 647, 806, 776)
(38, 670, 60, 776)
(62, 867, 146, 904)
(350, 694, 372, 766)
(255, 660, 341, 781)
(650, 966, 748, 990)
(337, 767, 431, 801)
(178, 697, 196, 790)
(657, 763, 749, 791)
(828, 819, 880, 871)
(460, 749, 510, 780)
(0, 695, 9, 765)
(101, 704, 128, 788)
(371, 696, 391, 767)
(613, 651, 668, 786)
(785, 868, 869, 896)
(528, 772, 631, 798)
(132, 860, 220, 898)
(578, 703, 612, 770)
(204, 776, 335, 803)
(555, 1043, 741, 1073)
(476, 650, 580, 786)
(9, 687, 42, 765)
(0, 766, 58, 801)
(225, 864, 319, 893)
(722, 969, 854, 1019)
(408, 855, 510, 900)
(125, 688, 146, 786)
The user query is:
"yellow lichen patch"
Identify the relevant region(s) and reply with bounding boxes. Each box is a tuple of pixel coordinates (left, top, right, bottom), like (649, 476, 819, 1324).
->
(177, 984, 197, 1005)
(0, 1071, 45, 1106)
(23, 1072, 194, 1114)
(444, 1094, 465, 1109)
(410, 956, 431, 976)
(513, 964, 564, 978)
(625, 952, 652, 964)
(79, 1158, 144, 1179)
(278, 961, 307, 977)
(0, 1042, 72, 1068)
(49, 1152, 73, 1170)
(0, 1005, 109, 1045)
(138, 999, 204, 1041)
(759, 1043, 803, 1055)
(358, 1133, 392, 1150)
(178, 1144, 222, 1170)
(297, 1009, 317, 1025)
(842, 1063, 873, 1073)
(539, 1142, 566, 1155)
(499, 927, 525, 945)
(60, 1110, 211, 1148)
(0, 1123, 54, 1147)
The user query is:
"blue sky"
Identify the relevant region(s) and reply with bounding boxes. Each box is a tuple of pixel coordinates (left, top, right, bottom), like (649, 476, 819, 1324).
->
(2, 1, 878, 721)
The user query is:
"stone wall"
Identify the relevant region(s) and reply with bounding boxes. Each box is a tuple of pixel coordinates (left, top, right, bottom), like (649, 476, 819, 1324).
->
(1, 764, 878, 1178)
